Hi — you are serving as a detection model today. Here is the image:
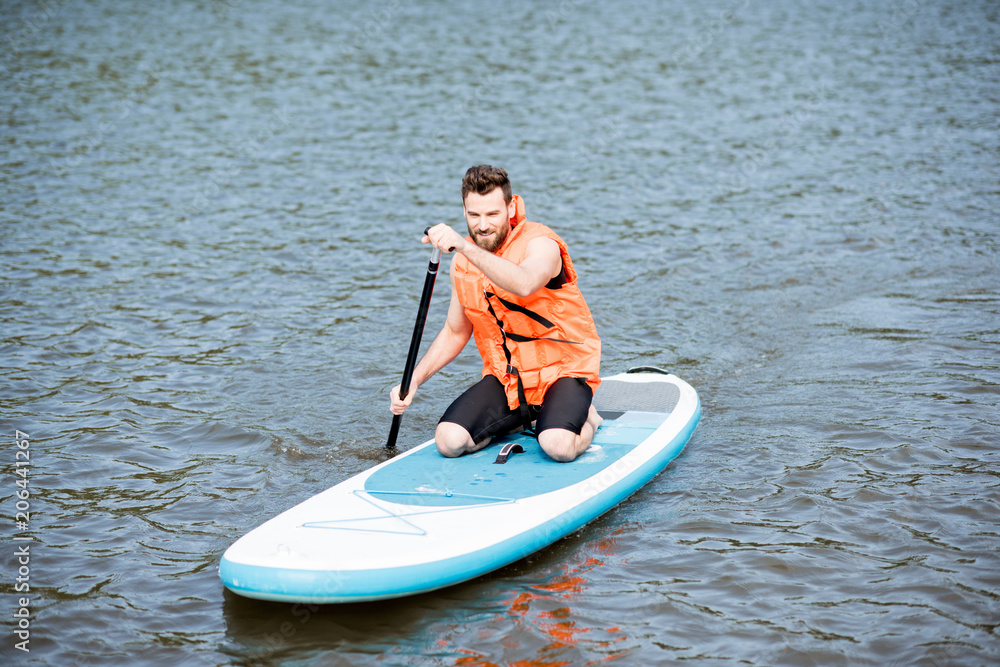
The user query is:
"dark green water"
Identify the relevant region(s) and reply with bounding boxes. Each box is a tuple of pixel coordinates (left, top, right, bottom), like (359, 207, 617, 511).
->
(2, 0, 998, 664)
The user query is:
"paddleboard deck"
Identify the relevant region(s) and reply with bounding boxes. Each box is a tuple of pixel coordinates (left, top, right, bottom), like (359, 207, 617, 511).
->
(220, 369, 700, 603)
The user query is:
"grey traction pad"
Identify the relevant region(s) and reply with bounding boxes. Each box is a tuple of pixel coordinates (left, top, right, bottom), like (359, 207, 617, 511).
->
(593, 378, 681, 415)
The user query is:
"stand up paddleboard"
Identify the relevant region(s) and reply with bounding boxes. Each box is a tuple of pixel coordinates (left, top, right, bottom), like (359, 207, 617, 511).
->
(220, 368, 700, 603)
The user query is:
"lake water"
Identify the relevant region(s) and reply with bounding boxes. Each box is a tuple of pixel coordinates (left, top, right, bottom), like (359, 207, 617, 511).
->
(1, 0, 998, 665)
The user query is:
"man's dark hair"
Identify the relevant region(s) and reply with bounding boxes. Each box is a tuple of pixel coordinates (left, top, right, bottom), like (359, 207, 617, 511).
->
(462, 165, 512, 205)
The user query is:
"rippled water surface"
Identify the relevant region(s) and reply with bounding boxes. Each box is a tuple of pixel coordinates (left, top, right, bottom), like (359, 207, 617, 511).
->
(2, 0, 998, 665)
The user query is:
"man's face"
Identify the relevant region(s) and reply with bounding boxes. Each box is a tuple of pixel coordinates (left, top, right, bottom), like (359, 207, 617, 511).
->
(463, 187, 514, 252)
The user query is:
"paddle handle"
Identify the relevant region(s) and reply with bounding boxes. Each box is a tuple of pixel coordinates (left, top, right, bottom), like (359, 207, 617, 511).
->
(386, 232, 442, 449)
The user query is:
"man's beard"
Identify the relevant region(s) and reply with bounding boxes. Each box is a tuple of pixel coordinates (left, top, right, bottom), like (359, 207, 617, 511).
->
(468, 222, 510, 252)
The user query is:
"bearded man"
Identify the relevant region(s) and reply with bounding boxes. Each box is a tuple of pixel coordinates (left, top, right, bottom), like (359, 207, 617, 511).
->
(390, 165, 602, 462)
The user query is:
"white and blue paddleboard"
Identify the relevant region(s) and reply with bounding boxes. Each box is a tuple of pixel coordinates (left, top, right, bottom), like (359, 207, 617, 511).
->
(220, 368, 700, 603)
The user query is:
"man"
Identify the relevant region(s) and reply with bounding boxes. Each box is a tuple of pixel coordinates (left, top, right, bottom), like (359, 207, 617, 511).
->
(390, 165, 602, 462)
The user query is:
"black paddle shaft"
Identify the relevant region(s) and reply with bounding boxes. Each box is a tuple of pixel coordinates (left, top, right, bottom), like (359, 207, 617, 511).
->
(386, 232, 442, 449)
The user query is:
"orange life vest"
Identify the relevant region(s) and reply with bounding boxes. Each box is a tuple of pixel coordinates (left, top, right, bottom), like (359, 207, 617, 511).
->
(452, 194, 601, 413)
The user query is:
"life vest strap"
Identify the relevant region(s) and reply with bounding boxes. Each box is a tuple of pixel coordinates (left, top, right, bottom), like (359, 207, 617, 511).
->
(503, 331, 582, 345)
(485, 291, 555, 329)
(483, 291, 581, 345)
(483, 294, 534, 431)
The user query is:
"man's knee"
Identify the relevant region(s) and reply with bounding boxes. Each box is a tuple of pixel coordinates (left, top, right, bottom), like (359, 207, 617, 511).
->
(435, 422, 474, 457)
(537, 428, 580, 463)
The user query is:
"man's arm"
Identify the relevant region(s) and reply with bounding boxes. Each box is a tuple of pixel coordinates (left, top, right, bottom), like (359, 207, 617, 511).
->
(390, 267, 473, 415)
(425, 224, 562, 298)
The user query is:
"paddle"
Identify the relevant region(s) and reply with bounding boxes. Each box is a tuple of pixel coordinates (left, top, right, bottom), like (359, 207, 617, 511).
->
(386, 227, 443, 449)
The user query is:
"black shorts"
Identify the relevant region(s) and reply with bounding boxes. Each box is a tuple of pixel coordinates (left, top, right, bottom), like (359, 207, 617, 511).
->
(439, 375, 593, 443)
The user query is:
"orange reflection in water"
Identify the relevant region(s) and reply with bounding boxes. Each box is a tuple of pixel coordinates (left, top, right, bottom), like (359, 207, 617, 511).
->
(452, 530, 630, 666)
